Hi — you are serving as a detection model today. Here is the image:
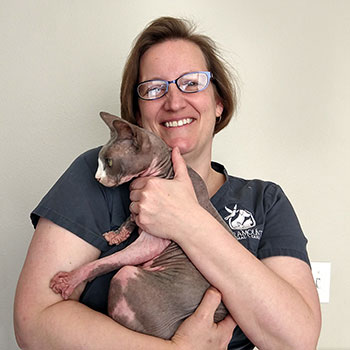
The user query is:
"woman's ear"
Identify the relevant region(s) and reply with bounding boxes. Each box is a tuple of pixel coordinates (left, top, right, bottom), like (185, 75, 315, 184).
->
(215, 99, 224, 118)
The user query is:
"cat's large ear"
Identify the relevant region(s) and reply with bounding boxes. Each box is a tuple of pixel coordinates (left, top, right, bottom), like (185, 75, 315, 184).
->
(112, 119, 136, 141)
(100, 111, 143, 151)
(100, 112, 135, 139)
(100, 112, 120, 134)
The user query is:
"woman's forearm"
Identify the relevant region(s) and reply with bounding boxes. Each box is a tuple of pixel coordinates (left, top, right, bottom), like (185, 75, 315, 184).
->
(16, 299, 171, 350)
(175, 207, 321, 350)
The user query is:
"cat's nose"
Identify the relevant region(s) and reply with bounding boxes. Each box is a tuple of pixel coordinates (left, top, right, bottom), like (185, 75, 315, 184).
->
(95, 159, 105, 182)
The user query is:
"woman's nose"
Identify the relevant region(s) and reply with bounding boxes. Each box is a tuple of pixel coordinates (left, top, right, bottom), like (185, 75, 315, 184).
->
(163, 84, 186, 111)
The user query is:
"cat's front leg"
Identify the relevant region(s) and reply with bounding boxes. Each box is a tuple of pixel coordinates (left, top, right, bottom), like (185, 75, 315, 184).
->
(103, 215, 136, 245)
(50, 231, 171, 300)
(50, 256, 118, 299)
(50, 268, 90, 300)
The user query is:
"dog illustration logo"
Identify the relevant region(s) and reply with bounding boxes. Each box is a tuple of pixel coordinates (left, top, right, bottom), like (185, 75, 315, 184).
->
(224, 205, 256, 230)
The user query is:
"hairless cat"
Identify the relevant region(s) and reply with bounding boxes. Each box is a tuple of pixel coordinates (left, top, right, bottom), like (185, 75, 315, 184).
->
(50, 112, 233, 339)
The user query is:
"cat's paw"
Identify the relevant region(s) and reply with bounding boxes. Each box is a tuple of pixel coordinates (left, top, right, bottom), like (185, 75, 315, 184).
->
(103, 228, 131, 245)
(50, 271, 77, 300)
(103, 230, 118, 244)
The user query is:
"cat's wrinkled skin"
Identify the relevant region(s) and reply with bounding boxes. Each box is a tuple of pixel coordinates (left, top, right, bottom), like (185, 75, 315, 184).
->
(50, 112, 231, 339)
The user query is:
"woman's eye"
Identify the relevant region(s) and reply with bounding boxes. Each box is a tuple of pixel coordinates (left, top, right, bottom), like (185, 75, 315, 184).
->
(181, 79, 199, 91)
(106, 158, 113, 167)
(148, 86, 161, 92)
(186, 80, 198, 87)
(147, 85, 165, 98)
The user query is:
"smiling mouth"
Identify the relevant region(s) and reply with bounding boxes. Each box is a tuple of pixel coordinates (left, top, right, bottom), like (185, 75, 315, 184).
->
(163, 118, 194, 128)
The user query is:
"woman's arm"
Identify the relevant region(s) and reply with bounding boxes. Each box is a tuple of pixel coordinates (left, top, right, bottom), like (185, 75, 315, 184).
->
(176, 211, 321, 350)
(14, 218, 235, 350)
(129, 149, 321, 350)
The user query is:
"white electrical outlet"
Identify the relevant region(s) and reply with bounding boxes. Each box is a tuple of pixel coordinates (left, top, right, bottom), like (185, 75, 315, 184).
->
(311, 262, 331, 303)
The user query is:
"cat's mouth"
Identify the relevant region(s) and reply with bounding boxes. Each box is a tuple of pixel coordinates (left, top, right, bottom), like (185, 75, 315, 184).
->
(162, 118, 194, 128)
(96, 176, 118, 187)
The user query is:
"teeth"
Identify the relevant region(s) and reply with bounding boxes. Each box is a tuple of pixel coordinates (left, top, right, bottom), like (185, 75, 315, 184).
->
(164, 118, 193, 128)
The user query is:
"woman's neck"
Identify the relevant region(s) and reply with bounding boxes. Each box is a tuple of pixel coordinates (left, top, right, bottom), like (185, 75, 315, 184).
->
(184, 153, 225, 198)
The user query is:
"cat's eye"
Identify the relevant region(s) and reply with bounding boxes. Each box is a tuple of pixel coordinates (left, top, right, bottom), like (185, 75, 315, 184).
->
(106, 158, 113, 167)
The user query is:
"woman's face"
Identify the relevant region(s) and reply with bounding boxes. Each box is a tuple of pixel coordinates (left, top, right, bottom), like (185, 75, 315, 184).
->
(137, 39, 223, 162)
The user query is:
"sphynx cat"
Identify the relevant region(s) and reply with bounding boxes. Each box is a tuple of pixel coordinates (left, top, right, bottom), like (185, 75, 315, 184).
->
(50, 112, 232, 339)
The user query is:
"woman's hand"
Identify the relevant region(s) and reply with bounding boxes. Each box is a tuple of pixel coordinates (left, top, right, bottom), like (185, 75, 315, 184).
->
(170, 287, 236, 350)
(129, 147, 201, 240)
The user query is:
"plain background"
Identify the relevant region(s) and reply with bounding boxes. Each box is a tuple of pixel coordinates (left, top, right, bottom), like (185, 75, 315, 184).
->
(1, 1, 349, 349)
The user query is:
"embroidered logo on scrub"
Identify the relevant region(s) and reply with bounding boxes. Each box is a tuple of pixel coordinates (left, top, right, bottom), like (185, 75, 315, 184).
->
(224, 205, 256, 230)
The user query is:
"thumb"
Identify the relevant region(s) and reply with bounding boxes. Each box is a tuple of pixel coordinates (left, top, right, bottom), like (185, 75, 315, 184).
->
(194, 287, 222, 321)
(172, 147, 189, 180)
(198, 287, 237, 337)
(217, 313, 237, 336)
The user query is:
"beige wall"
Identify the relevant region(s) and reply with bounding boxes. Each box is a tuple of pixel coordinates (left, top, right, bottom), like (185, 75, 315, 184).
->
(1, 1, 349, 348)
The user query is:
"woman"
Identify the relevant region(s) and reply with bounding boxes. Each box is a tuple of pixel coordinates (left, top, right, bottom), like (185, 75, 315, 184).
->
(14, 16, 321, 349)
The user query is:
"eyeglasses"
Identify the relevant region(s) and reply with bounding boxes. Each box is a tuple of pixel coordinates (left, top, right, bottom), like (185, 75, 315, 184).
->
(136, 71, 213, 100)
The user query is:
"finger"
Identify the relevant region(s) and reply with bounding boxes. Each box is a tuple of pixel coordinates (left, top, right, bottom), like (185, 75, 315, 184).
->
(194, 287, 222, 321)
(129, 189, 141, 202)
(172, 147, 189, 180)
(129, 177, 149, 191)
(217, 313, 237, 334)
(129, 201, 136, 213)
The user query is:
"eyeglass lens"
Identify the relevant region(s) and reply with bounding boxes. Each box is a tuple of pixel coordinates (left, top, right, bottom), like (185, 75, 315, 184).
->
(137, 71, 211, 100)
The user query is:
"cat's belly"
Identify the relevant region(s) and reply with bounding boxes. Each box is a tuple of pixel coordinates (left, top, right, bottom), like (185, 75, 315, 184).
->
(107, 242, 228, 339)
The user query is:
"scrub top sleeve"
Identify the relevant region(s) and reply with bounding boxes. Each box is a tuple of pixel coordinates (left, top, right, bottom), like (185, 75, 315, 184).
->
(30, 148, 112, 251)
(257, 184, 310, 265)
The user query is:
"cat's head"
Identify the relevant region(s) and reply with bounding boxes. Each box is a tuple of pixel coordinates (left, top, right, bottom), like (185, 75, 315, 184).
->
(95, 112, 169, 187)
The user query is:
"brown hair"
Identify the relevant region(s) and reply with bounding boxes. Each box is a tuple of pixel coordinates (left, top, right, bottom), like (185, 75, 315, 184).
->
(120, 16, 238, 134)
